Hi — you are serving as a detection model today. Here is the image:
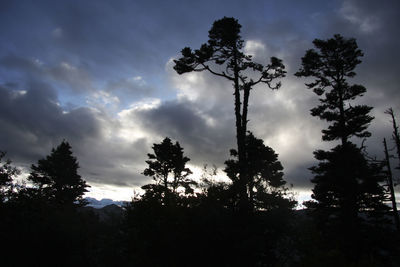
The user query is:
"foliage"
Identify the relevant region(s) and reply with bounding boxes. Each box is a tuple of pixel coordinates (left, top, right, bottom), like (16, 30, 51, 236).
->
(174, 17, 286, 211)
(224, 132, 296, 211)
(295, 34, 373, 144)
(0, 151, 20, 202)
(142, 137, 196, 204)
(297, 34, 391, 260)
(310, 144, 388, 225)
(198, 164, 235, 210)
(27, 140, 89, 207)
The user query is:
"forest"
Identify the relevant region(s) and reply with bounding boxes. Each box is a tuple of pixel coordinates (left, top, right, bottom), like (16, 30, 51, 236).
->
(1, 17, 400, 266)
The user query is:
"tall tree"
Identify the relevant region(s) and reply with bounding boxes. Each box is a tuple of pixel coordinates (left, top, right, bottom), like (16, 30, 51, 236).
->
(224, 132, 295, 211)
(142, 137, 195, 204)
(174, 17, 286, 210)
(295, 34, 373, 146)
(295, 35, 388, 239)
(28, 141, 89, 207)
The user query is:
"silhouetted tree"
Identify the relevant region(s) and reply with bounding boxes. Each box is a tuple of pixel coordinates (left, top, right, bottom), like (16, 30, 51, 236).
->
(296, 34, 389, 258)
(28, 140, 89, 207)
(224, 132, 296, 211)
(295, 34, 373, 145)
(1, 143, 98, 266)
(384, 108, 400, 230)
(174, 17, 286, 211)
(124, 138, 200, 266)
(0, 151, 20, 203)
(142, 137, 195, 204)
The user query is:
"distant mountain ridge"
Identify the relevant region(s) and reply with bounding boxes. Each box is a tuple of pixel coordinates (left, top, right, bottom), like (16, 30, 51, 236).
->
(85, 197, 128, 209)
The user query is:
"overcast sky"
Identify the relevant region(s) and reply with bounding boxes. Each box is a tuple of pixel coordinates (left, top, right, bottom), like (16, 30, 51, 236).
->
(1, 0, 399, 201)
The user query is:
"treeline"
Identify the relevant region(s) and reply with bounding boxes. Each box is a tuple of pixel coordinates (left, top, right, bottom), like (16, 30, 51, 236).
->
(1, 17, 400, 266)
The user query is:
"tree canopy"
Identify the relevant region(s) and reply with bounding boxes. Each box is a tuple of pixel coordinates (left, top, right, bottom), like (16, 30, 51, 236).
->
(295, 34, 373, 145)
(174, 17, 286, 211)
(142, 137, 195, 204)
(28, 141, 89, 207)
(0, 151, 20, 203)
(296, 35, 389, 258)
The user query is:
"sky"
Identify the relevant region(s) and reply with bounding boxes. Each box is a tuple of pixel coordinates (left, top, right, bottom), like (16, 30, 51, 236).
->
(1, 0, 399, 202)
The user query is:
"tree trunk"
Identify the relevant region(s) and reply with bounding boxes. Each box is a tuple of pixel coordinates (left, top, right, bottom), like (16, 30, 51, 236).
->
(232, 49, 248, 212)
(387, 108, 400, 170)
(384, 138, 400, 231)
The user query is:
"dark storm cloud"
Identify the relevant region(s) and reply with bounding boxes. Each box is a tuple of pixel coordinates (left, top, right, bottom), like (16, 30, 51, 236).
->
(0, 0, 338, 79)
(0, 55, 41, 75)
(0, 82, 100, 163)
(0, 0, 216, 77)
(0, 82, 152, 188)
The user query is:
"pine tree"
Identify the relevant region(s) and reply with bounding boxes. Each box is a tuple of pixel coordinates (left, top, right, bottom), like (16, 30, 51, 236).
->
(142, 137, 195, 204)
(295, 35, 388, 236)
(28, 141, 89, 207)
(174, 17, 285, 211)
(295, 34, 373, 145)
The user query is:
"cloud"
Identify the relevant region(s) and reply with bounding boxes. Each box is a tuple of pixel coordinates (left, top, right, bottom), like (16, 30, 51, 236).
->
(0, 54, 93, 93)
(86, 90, 120, 111)
(52, 27, 63, 38)
(0, 82, 100, 161)
(0, 82, 156, 189)
(339, 1, 381, 33)
(244, 40, 267, 60)
(0, 54, 41, 74)
(120, 98, 235, 167)
(104, 76, 155, 107)
(47, 61, 93, 92)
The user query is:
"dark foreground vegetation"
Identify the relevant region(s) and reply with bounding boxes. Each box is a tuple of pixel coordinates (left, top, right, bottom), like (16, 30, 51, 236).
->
(2, 17, 400, 266)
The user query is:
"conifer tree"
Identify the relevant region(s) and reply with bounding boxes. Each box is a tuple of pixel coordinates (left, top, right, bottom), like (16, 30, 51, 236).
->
(174, 17, 285, 211)
(142, 137, 195, 204)
(295, 35, 388, 231)
(28, 141, 89, 207)
(295, 34, 373, 145)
